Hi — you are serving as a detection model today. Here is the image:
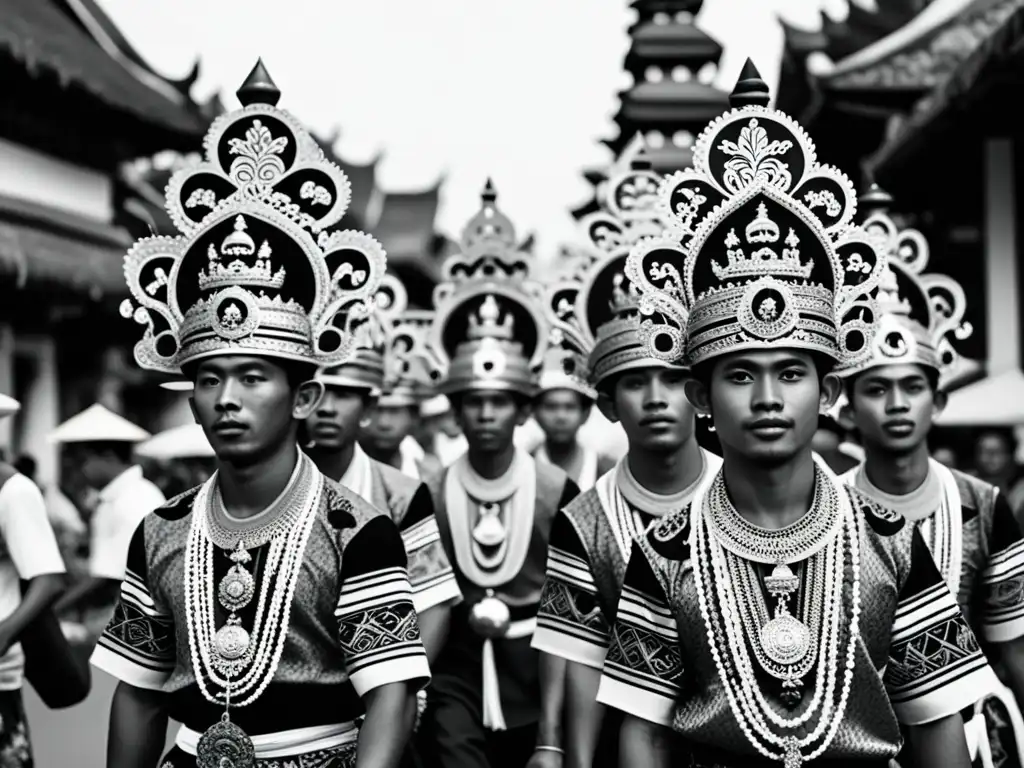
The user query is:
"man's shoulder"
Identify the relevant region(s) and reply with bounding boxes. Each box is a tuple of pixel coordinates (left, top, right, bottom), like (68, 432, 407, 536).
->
(321, 476, 393, 533)
(372, 459, 423, 497)
(562, 486, 602, 518)
(842, 483, 906, 536)
(949, 468, 998, 511)
(151, 484, 201, 522)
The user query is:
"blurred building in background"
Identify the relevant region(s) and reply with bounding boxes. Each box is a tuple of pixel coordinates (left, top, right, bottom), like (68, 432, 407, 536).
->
(572, 0, 729, 219)
(0, 0, 456, 484)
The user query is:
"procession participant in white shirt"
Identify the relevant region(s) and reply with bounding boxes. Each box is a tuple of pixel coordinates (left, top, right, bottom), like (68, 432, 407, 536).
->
(0, 395, 66, 767)
(48, 402, 164, 616)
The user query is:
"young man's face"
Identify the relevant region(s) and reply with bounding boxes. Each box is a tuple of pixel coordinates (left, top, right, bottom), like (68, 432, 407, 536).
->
(455, 390, 528, 455)
(305, 385, 371, 452)
(533, 389, 590, 446)
(191, 356, 320, 467)
(362, 403, 417, 455)
(599, 367, 694, 453)
(846, 363, 942, 456)
(976, 432, 1014, 477)
(689, 350, 839, 466)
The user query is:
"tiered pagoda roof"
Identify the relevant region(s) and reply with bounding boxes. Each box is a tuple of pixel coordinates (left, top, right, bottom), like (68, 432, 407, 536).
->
(572, 0, 727, 219)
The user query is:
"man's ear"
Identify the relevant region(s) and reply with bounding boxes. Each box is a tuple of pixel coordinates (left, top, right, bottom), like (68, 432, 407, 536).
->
(684, 378, 711, 417)
(932, 388, 948, 417)
(516, 401, 532, 427)
(819, 373, 843, 413)
(596, 390, 618, 424)
(294, 380, 324, 420)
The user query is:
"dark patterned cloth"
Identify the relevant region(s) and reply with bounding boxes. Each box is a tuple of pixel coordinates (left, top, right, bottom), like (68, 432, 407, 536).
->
(0, 691, 31, 768)
(159, 742, 355, 767)
(597, 477, 999, 763)
(90, 478, 430, 739)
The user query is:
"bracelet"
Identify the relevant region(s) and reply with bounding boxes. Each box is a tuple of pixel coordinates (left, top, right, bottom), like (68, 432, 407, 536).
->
(535, 746, 564, 755)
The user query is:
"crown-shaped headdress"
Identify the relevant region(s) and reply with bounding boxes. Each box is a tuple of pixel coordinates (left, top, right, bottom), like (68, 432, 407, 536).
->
(379, 308, 445, 407)
(836, 186, 979, 389)
(317, 274, 408, 393)
(120, 61, 386, 374)
(430, 181, 547, 397)
(546, 139, 683, 389)
(624, 61, 887, 368)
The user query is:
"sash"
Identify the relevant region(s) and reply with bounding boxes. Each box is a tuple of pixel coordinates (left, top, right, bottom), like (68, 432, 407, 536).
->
(338, 444, 374, 503)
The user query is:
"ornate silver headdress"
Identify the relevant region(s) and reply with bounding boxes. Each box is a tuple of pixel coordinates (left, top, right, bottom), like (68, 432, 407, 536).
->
(318, 274, 407, 393)
(430, 180, 547, 397)
(624, 61, 887, 369)
(546, 140, 683, 390)
(836, 186, 978, 389)
(121, 61, 385, 374)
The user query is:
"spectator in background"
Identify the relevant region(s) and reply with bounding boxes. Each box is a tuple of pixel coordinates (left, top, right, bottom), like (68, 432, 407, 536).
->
(972, 428, 1024, 518)
(811, 414, 861, 474)
(931, 445, 959, 470)
(13, 453, 86, 556)
(45, 404, 165, 619)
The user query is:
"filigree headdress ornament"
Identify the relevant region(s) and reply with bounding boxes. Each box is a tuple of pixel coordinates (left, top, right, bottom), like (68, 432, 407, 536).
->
(379, 308, 445, 407)
(835, 185, 978, 389)
(430, 180, 547, 397)
(546, 141, 685, 389)
(318, 274, 408, 394)
(120, 61, 386, 374)
(624, 61, 887, 369)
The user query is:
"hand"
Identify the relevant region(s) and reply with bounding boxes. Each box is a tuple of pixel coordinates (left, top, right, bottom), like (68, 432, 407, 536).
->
(525, 747, 563, 768)
(0, 632, 14, 658)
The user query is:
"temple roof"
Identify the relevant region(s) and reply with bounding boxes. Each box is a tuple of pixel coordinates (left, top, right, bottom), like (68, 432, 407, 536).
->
(373, 184, 441, 264)
(625, 18, 723, 70)
(822, 0, 1015, 91)
(615, 80, 728, 125)
(0, 0, 207, 139)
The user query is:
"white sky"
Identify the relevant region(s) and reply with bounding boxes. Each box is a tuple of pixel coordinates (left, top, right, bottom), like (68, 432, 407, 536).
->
(102, 0, 851, 260)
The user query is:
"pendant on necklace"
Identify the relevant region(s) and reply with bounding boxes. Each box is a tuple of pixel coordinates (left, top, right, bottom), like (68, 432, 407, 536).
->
(783, 736, 803, 768)
(760, 562, 811, 679)
(780, 677, 805, 709)
(196, 713, 255, 768)
(218, 542, 255, 613)
(473, 502, 506, 547)
(214, 618, 251, 661)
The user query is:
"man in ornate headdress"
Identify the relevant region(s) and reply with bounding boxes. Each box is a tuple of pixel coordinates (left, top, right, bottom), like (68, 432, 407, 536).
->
(595, 61, 997, 768)
(360, 308, 444, 482)
(531, 339, 614, 491)
(90, 62, 430, 768)
(306, 275, 461, 666)
(530, 149, 722, 768)
(418, 182, 579, 768)
(837, 187, 1024, 767)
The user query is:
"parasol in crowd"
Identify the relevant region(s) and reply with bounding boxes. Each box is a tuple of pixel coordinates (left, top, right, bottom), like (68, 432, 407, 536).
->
(135, 423, 214, 460)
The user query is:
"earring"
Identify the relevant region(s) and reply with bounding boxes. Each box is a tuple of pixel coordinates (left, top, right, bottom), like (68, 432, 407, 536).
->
(698, 412, 715, 432)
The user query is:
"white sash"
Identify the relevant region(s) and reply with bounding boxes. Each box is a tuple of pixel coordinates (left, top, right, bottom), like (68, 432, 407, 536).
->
(338, 444, 374, 502)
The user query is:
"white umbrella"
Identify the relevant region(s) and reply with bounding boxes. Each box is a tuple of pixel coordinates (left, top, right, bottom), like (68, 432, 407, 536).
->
(136, 423, 214, 460)
(936, 370, 1024, 426)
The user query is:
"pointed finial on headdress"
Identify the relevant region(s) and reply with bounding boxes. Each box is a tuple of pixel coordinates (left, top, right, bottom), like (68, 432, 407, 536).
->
(730, 59, 770, 109)
(630, 144, 653, 172)
(482, 178, 497, 204)
(237, 59, 281, 107)
(859, 183, 893, 216)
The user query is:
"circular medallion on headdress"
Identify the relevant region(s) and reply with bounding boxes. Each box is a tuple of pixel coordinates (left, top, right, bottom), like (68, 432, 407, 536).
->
(738, 277, 799, 341)
(208, 287, 261, 341)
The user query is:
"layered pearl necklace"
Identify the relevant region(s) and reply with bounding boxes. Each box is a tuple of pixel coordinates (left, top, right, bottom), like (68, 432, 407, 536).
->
(184, 452, 323, 768)
(691, 459, 861, 768)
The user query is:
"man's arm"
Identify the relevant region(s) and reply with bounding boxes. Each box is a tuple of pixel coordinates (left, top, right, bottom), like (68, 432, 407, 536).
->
(416, 601, 452, 665)
(0, 573, 64, 652)
(979, 492, 1024, 705)
(563, 661, 603, 768)
(906, 713, 972, 768)
(529, 651, 566, 766)
(53, 576, 119, 616)
(107, 681, 169, 768)
(357, 681, 417, 768)
(620, 714, 672, 768)
(335, 515, 431, 766)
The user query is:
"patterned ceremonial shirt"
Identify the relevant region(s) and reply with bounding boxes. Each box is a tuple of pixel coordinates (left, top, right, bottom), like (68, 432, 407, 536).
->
(90, 477, 431, 737)
(596, 473, 999, 763)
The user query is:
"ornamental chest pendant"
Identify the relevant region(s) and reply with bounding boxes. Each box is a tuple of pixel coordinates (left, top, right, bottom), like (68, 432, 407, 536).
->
(214, 623, 251, 661)
(469, 591, 511, 639)
(197, 714, 255, 768)
(759, 613, 810, 667)
(783, 736, 803, 768)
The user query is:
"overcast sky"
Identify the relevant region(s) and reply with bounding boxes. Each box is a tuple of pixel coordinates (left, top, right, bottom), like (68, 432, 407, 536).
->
(102, 0, 850, 259)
